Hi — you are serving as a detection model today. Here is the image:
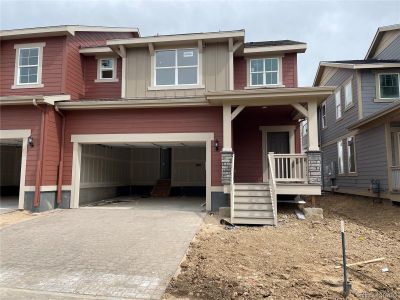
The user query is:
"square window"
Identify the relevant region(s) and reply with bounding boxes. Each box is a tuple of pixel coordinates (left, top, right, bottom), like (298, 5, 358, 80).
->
(379, 74, 399, 99)
(250, 58, 279, 86)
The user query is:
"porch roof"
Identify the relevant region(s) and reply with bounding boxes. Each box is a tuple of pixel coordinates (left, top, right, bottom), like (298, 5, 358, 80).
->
(205, 87, 335, 106)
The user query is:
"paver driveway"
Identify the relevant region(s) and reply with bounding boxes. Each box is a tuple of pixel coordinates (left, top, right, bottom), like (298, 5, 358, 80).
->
(0, 197, 204, 299)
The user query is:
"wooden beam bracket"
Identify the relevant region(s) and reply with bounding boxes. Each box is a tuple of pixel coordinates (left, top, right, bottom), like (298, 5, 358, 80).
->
(231, 105, 246, 120)
(291, 103, 308, 118)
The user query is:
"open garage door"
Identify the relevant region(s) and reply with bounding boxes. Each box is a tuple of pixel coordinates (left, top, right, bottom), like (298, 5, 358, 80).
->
(70, 133, 213, 210)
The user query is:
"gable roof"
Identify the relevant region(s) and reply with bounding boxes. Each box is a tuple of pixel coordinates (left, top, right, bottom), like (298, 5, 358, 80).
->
(365, 24, 400, 59)
(0, 25, 139, 40)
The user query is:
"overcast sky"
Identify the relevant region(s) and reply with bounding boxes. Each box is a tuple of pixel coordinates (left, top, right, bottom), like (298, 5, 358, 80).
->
(1, 0, 399, 85)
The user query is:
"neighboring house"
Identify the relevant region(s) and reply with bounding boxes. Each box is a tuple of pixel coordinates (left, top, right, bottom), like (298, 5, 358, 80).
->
(314, 24, 400, 203)
(0, 25, 334, 225)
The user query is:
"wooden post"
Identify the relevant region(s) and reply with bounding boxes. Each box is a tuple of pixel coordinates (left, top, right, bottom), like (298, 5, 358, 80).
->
(311, 195, 316, 207)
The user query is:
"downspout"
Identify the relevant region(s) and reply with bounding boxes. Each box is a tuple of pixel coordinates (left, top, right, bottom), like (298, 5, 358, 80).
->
(55, 105, 65, 205)
(33, 99, 47, 208)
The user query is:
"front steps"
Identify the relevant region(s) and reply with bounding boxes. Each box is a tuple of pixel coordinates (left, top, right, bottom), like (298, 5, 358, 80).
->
(232, 183, 275, 225)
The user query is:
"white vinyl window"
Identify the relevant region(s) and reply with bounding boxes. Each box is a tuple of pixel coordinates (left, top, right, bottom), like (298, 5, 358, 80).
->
(98, 58, 117, 80)
(250, 58, 280, 86)
(347, 136, 356, 173)
(321, 101, 327, 129)
(344, 81, 353, 108)
(337, 140, 344, 174)
(17, 47, 40, 85)
(155, 48, 198, 86)
(378, 73, 400, 99)
(335, 91, 342, 119)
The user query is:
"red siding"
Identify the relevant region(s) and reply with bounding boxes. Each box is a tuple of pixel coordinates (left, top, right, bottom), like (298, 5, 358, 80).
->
(0, 37, 66, 96)
(0, 106, 41, 186)
(62, 107, 223, 186)
(282, 53, 298, 87)
(82, 56, 122, 99)
(233, 106, 300, 183)
(65, 31, 134, 100)
(233, 53, 298, 90)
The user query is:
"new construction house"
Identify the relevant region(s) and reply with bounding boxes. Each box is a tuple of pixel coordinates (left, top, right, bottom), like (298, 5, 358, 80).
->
(0, 25, 334, 225)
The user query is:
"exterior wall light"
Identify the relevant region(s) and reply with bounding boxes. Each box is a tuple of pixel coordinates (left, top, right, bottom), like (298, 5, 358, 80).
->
(28, 135, 34, 147)
(214, 139, 219, 151)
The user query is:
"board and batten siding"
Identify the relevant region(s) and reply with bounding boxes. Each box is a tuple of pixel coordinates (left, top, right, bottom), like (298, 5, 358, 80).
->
(322, 125, 389, 193)
(320, 68, 359, 146)
(375, 34, 400, 60)
(125, 42, 230, 98)
(361, 68, 400, 117)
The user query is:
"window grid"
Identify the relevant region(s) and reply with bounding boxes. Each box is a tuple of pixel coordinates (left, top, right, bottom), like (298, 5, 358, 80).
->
(250, 58, 279, 86)
(17, 47, 39, 85)
(379, 73, 400, 99)
(155, 49, 198, 86)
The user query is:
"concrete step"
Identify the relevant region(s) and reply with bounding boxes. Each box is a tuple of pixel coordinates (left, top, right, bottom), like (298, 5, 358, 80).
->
(234, 203, 272, 211)
(234, 210, 274, 218)
(232, 217, 275, 225)
(235, 183, 270, 191)
(234, 196, 272, 204)
(234, 190, 271, 197)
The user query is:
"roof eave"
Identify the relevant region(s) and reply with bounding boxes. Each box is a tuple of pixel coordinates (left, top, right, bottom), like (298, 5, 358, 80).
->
(243, 44, 307, 55)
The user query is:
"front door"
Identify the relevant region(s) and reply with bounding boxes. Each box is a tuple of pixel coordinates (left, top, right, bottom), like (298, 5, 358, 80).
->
(160, 148, 172, 179)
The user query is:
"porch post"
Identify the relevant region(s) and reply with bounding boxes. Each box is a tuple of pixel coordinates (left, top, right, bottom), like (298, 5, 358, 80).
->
(223, 104, 232, 151)
(307, 100, 319, 151)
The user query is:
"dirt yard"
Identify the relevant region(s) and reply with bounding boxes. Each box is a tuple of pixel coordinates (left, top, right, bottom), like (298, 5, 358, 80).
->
(165, 194, 400, 299)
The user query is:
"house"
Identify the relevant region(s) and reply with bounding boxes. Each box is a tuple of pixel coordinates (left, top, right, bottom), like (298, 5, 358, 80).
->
(0, 25, 334, 225)
(313, 24, 400, 203)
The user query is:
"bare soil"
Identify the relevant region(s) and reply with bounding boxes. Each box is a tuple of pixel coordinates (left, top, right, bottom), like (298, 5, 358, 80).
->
(165, 193, 400, 299)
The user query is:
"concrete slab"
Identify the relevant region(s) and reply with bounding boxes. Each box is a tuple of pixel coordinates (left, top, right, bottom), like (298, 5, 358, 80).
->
(0, 197, 204, 299)
(0, 196, 18, 214)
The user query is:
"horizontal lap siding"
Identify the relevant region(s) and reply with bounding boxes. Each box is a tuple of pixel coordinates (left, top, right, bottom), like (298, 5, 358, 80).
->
(233, 106, 300, 183)
(62, 107, 223, 186)
(375, 35, 400, 60)
(234, 57, 246, 90)
(282, 53, 298, 87)
(0, 37, 65, 96)
(0, 106, 41, 186)
(83, 56, 122, 99)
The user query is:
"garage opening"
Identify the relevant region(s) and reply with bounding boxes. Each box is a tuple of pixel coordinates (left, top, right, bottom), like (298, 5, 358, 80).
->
(78, 143, 206, 210)
(0, 140, 22, 213)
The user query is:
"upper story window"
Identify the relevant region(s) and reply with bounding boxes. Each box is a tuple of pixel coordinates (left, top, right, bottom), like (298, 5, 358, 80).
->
(335, 90, 342, 119)
(321, 101, 327, 129)
(344, 81, 353, 108)
(96, 58, 118, 82)
(378, 73, 399, 99)
(155, 49, 198, 86)
(250, 58, 280, 86)
(13, 42, 45, 89)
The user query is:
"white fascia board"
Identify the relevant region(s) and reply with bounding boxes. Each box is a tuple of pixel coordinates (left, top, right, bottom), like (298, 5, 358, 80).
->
(107, 30, 245, 47)
(43, 94, 71, 105)
(79, 47, 114, 55)
(243, 44, 307, 54)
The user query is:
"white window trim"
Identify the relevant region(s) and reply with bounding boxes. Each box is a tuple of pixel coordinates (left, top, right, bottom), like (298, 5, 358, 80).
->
(248, 57, 283, 87)
(344, 80, 353, 109)
(152, 48, 201, 88)
(346, 136, 357, 173)
(335, 90, 342, 120)
(377, 73, 400, 100)
(95, 57, 118, 82)
(321, 101, 327, 129)
(12, 42, 45, 89)
(337, 140, 344, 174)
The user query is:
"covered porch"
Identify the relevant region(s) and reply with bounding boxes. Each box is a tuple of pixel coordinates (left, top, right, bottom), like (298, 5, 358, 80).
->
(206, 87, 334, 225)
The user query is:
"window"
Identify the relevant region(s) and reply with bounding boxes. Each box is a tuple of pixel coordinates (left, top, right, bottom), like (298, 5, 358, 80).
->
(344, 81, 353, 108)
(155, 49, 198, 86)
(337, 140, 344, 174)
(321, 101, 327, 128)
(302, 120, 308, 137)
(335, 91, 342, 119)
(16, 47, 41, 85)
(347, 136, 356, 173)
(379, 74, 400, 99)
(250, 58, 280, 86)
(392, 131, 400, 167)
(98, 58, 117, 80)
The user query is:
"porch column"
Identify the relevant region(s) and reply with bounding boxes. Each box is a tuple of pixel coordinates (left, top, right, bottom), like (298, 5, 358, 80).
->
(307, 100, 319, 151)
(223, 104, 232, 151)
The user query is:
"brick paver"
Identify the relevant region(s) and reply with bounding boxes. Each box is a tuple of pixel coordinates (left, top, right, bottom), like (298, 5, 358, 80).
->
(0, 198, 204, 299)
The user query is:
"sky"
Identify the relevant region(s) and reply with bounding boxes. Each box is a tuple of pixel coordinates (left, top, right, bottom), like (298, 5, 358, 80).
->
(1, 0, 399, 86)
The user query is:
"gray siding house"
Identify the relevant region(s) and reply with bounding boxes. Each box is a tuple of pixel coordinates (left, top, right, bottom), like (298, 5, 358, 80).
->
(313, 24, 400, 203)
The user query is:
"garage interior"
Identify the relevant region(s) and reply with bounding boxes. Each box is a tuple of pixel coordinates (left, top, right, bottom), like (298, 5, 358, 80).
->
(0, 141, 22, 213)
(79, 143, 206, 209)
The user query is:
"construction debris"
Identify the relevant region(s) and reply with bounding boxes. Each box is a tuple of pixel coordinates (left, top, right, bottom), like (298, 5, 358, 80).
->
(334, 257, 385, 269)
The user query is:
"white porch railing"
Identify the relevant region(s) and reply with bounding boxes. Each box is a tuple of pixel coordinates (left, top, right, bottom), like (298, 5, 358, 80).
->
(269, 153, 308, 183)
(230, 154, 235, 222)
(392, 166, 400, 191)
(267, 153, 278, 226)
